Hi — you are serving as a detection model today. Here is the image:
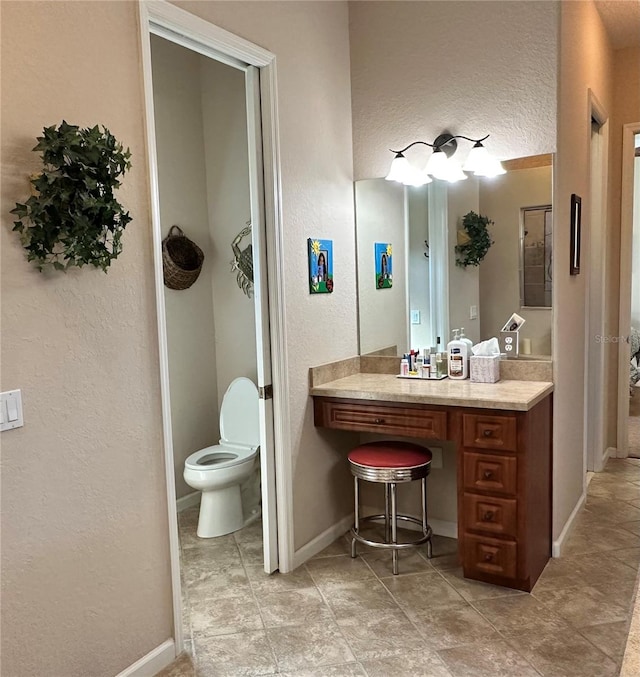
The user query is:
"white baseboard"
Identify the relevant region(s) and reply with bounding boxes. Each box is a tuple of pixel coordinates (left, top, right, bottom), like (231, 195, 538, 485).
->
(425, 518, 458, 539)
(552, 490, 586, 558)
(293, 513, 354, 569)
(292, 510, 458, 569)
(176, 491, 200, 513)
(115, 639, 175, 677)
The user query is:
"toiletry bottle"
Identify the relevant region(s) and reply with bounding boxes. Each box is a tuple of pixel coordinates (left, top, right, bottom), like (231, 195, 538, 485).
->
(447, 330, 469, 380)
(436, 352, 446, 378)
(459, 328, 473, 374)
(416, 354, 424, 375)
(400, 358, 409, 376)
(429, 346, 437, 378)
(459, 328, 473, 352)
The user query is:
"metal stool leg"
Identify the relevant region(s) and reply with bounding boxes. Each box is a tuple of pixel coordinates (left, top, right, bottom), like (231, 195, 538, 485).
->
(422, 476, 432, 559)
(390, 482, 398, 575)
(384, 483, 391, 543)
(351, 475, 359, 558)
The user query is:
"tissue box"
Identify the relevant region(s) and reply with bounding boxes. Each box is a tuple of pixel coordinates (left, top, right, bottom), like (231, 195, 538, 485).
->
(470, 355, 501, 383)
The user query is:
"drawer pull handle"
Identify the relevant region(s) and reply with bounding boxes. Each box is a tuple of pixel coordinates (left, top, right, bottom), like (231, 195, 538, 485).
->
(484, 553, 494, 562)
(483, 429, 493, 437)
(483, 511, 494, 522)
(483, 470, 494, 480)
(374, 418, 386, 425)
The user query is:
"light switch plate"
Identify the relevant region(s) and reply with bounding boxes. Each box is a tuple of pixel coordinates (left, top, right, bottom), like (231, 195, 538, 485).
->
(410, 310, 421, 325)
(1, 390, 24, 431)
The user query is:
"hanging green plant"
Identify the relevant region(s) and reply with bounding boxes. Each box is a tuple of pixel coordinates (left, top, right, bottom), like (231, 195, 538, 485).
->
(10, 121, 132, 272)
(455, 210, 494, 268)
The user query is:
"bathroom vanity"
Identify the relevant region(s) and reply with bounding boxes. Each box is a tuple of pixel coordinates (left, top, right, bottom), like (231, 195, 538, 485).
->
(311, 370, 553, 592)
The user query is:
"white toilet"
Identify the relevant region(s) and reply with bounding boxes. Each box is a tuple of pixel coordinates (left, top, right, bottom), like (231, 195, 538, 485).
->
(183, 377, 260, 538)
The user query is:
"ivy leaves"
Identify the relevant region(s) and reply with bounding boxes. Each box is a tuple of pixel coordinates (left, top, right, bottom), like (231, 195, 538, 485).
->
(11, 121, 132, 272)
(455, 211, 494, 268)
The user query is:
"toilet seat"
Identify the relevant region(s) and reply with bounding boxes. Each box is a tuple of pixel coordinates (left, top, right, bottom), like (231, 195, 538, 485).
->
(184, 444, 258, 471)
(182, 377, 261, 538)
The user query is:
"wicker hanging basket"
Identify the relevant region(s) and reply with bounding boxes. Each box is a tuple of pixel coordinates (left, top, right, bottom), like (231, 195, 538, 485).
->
(162, 225, 204, 290)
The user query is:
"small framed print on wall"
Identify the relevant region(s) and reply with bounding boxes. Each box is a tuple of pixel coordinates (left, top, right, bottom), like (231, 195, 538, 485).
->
(308, 238, 334, 293)
(570, 193, 581, 275)
(374, 242, 393, 289)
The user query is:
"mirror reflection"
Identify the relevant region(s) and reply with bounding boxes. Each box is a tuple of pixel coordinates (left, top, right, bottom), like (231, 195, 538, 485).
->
(355, 155, 553, 359)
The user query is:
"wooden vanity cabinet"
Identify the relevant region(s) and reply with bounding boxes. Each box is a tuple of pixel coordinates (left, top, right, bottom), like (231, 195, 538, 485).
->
(456, 397, 552, 591)
(313, 394, 552, 591)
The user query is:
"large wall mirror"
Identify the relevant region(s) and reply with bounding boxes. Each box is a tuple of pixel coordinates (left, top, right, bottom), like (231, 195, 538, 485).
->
(355, 154, 553, 358)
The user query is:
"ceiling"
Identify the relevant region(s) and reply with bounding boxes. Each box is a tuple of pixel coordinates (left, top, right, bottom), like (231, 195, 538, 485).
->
(595, 0, 640, 49)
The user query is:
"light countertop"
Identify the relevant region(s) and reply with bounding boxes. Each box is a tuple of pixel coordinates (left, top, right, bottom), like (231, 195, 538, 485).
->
(310, 373, 553, 411)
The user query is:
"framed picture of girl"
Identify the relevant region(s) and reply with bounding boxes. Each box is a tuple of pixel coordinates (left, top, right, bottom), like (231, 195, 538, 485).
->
(374, 242, 393, 289)
(308, 238, 334, 293)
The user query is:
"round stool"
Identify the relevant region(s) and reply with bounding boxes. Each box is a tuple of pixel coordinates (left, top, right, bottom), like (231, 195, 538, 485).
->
(348, 441, 433, 575)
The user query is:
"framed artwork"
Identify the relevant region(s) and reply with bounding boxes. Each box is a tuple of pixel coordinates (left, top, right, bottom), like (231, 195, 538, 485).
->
(308, 238, 333, 293)
(374, 242, 393, 289)
(570, 194, 581, 275)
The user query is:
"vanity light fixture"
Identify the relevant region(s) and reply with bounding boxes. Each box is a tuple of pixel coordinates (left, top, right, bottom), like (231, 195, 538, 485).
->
(385, 132, 506, 185)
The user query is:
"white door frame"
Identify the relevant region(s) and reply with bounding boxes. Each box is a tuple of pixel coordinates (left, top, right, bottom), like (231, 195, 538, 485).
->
(585, 91, 609, 473)
(138, 0, 294, 652)
(617, 121, 640, 458)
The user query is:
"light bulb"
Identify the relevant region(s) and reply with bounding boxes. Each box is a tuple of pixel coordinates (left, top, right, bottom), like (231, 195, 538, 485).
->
(402, 166, 433, 186)
(424, 149, 450, 180)
(385, 153, 412, 183)
(441, 161, 468, 183)
(475, 156, 506, 177)
(462, 143, 490, 173)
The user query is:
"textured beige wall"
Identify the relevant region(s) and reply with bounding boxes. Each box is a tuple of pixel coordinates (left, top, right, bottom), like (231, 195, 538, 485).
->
(151, 36, 221, 500)
(606, 46, 640, 447)
(0, 2, 173, 676)
(200, 57, 258, 399)
(349, 1, 559, 180)
(2, 0, 357, 672)
(633, 155, 640, 327)
(555, 0, 614, 537)
(479, 165, 553, 355)
(172, 2, 358, 551)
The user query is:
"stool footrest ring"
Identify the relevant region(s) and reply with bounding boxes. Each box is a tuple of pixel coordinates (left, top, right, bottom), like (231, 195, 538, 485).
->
(351, 514, 432, 550)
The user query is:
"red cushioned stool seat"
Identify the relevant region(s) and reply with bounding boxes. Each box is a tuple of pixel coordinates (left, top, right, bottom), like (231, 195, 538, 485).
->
(349, 441, 432, 469)
(348, 441, 433, 575)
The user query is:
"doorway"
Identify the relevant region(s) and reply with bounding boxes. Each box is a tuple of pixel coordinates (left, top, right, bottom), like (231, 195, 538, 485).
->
(617, 124, 640, 459)
(139, 1, 292, 655)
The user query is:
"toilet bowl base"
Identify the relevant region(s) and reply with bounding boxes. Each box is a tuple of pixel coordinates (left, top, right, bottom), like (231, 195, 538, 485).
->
(197, 485, 243, 538)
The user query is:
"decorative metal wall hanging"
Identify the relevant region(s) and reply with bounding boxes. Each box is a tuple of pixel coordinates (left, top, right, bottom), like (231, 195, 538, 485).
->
(230, 222, 254, 297)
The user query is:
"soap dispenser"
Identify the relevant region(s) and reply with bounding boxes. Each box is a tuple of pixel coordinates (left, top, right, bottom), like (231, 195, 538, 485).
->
(459, 328, 473, 374)
(447, 329, 469, 380)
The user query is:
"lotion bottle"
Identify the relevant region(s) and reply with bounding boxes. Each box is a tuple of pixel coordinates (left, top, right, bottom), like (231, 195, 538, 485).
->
(447, 330, 469, 380)
(459, 328, 473, 374)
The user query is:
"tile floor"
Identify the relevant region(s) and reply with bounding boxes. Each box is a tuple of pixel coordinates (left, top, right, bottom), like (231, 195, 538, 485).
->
(159, 457, 640, 677)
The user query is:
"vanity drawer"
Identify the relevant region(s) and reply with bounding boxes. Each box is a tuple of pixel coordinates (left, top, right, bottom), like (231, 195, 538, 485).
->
(462, 413, 517, 452)
(463, 534, 517, 579)
(314, 399, 447, 439)
(463, 493, 517, 538)
(463, 452, 517, 495)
